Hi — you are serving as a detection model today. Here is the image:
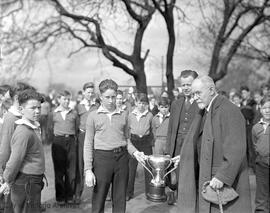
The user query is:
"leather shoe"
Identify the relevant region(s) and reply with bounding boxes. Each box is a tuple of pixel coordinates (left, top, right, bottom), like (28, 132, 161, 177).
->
(167, 191, 175, 205)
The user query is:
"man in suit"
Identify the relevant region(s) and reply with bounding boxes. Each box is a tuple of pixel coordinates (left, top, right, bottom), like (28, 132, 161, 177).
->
(177, 75, 251, 213)
(166, 70, 199, 205)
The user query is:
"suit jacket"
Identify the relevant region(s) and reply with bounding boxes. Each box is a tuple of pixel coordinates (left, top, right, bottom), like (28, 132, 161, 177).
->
(178, 95, 251, 213)
(166, 97, 199, 156)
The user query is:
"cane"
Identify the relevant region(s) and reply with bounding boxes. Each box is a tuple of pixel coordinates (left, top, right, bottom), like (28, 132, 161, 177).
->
(216, 189, 224, 213)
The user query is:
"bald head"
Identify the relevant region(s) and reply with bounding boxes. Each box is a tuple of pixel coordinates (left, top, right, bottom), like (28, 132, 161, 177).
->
(191, 75, 217, 109)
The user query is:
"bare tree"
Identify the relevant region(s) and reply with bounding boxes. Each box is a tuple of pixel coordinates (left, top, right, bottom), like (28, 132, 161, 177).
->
(198, 0, 270, 82)
(1, 0, 157, 93)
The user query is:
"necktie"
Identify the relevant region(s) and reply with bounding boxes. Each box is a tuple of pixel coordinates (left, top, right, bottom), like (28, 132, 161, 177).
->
(185, 97, 191, 110)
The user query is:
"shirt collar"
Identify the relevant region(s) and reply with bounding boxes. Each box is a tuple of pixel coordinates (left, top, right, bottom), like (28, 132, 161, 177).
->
(80, 98, 96, 106)
(259, 118, 269, 126)
(8, 106, 22, 117)
(206, 94, 218, 112)
(15, 118, 40, 130)
(97, 105, 121, 115)
(54, 106, 72, 113)
(132, 108, 149, 116)
(157, 112, 170, 118)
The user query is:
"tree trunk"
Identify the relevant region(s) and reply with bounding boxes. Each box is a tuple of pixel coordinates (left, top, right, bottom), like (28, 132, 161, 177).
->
(133, 63, 147, 94)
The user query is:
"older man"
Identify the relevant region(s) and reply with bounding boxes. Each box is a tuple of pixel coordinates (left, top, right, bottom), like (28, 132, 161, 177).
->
(177, 75, 251, 213)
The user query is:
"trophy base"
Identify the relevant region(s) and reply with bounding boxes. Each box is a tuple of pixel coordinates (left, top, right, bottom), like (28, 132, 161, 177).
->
(146, 184, 167, 202)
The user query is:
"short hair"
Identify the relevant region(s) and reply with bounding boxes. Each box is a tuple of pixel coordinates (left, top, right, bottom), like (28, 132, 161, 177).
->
(83, 82, 94, 91)
(194, 75, 216, 90)
(135, 93, 148, 103)
(240, 85, 250, 92)
(261, 96, 270, 106)
(9, 82, 36, 99)
(232, 93, 241, 99)
(253, 89, 263, 96)
(158, 97, 170, 106)
(18, 89, 43, 105)
(261, 83, 270, 90)
(58, 90, 71, 97)
(180, 70, 198, 79)
(99, 79, 118, 94)
(172, 88, 179, 92)
(116, 90, 123, 96)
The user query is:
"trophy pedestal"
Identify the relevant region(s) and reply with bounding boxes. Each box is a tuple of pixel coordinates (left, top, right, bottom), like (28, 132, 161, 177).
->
(146, 184, 167, 202)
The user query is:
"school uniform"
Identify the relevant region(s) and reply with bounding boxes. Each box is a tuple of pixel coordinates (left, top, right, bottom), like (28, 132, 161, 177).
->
(3, 119, 45, 213)
(152, 112, 170, 155)
(84, 106, 137, 213)
(127, 109, 153, 198)
(75, 99, 99, 199)
(252, 119, 269, 213)
(52, 107, 78, 202)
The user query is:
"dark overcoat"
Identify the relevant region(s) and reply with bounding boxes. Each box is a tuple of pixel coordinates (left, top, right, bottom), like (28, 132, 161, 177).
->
(177, 95, 252, 213)
(166, 97, 199, 156)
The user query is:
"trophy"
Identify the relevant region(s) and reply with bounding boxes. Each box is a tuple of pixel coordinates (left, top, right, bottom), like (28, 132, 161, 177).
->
(139, 155, 179, 202)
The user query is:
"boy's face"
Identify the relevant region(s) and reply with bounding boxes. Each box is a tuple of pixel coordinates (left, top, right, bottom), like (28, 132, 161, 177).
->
(158, 105, 169, 115)
(232, 96, 241, 106)
(20, 99, 41, 123)
(59, 95, 71, 109)
(83, 87, 94, 101)
(260, 101, 270, 121)
(116, 94, 123, 107)
(136, 101, 148, 112)
(100, 89, 116, 111)
(254, 93, 263, 104)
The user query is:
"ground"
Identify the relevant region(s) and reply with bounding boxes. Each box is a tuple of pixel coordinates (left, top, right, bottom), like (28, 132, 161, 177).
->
(41, 145, 256, 213)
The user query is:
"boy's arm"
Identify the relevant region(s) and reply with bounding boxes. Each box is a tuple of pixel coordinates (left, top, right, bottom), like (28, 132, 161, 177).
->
(83, 112, 95, 171)
(3, 129, 30, 184)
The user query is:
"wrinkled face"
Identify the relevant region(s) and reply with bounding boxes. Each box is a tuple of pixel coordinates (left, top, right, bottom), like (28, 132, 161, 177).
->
(21, 99, 41, 123)
(158, 105, 169, 115)
(83, 88, 94, 101)
(116, 94, 123, 107)
(192, 80, 214, 109)
(136, 101, 148, 113)
(100, 89, 116, 111)
(180, 76, 195, 97)
(254, 93, 263, 105)
(59, 95, 71, 109)
(260, 101, 270, 121)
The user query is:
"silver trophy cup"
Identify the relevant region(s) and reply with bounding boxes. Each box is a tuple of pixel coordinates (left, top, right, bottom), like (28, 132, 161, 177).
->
(139, 155, 178, 202)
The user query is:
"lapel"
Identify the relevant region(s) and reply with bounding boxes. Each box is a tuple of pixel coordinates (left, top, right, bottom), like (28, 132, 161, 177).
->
(172, 97, 185, 134)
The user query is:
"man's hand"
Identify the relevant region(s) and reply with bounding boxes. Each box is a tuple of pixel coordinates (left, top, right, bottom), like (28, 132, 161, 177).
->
(85, 170, 96, 188)
(133, 151, 146, 164)
(209, 177, 224, 190)
(171, 155, 180, 167)
(0, 182, 10, 195)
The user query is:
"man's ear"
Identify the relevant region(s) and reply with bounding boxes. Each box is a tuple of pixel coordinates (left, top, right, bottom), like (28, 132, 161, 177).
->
(18, 105, 24, 114)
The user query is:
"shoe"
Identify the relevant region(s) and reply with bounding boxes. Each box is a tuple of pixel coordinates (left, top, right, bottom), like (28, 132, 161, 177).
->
(66, 199, 74, 205)
(56, 200, 65, 206)
(167, 191, 175, 205)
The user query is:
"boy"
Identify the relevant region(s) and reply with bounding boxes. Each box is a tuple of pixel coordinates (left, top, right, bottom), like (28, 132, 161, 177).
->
(116, 90, 127, 112)
(75, 82, 99, 203)
(252, 96, 270, 213)
(52, 90, 78, 204)
(84, 79, 145, 213)
(3, 89, 45, 213)
(152, 97, 170, 155)
(127, 93, 153, 201)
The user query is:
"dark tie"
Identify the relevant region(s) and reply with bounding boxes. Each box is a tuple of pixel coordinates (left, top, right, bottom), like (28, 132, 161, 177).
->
(185, 97, 191, 110)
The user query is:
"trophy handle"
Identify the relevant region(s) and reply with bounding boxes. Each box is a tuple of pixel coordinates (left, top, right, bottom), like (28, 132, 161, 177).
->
(163, 164, 178, 179)
(139, 157, 154, 179)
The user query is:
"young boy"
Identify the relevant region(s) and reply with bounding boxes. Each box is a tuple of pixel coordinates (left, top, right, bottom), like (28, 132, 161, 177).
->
(75, 82, 99, 203)
(152, 97, 170, 155)
(252, 96, 270, 213)
(127, 93, 153, 201)
(3, 89, 45, 213)
(116, 90, 127, 112)
(84, 79, 145, 213)
(52, 90, 78, 204)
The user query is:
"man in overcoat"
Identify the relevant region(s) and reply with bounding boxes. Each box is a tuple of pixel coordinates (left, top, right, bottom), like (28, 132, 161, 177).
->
(177, 75, 252, 213)
(166, 70, 199, 204)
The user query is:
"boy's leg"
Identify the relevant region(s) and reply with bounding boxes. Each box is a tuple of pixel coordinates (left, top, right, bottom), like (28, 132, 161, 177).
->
(92, 150, 114, 213)
(10, 174, 27, 213)
(112, 150, 129, 213)
(65, 136, 77, 202)
(51, 136, 66, 202)
(127, 155, 138, 198)
(255, 163, 270, 213)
